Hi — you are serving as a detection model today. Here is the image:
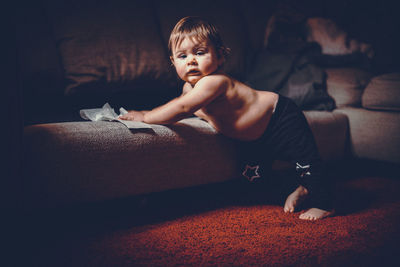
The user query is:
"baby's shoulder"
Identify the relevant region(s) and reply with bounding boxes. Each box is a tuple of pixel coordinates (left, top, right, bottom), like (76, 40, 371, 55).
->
(197, 74, 233, 89)
(202, 73, 231, 82)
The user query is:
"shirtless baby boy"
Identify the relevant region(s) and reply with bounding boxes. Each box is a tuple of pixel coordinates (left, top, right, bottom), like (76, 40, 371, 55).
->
(119, 16, 335, 220)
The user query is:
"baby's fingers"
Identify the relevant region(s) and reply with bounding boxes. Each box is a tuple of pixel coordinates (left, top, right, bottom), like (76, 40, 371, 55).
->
(118, 114, 133, 120)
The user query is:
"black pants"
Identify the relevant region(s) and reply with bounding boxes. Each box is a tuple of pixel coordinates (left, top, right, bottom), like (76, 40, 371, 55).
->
(239, 95, 332, 210)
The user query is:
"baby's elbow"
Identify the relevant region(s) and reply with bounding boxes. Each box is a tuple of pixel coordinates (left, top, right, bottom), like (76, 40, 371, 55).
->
(173, 102, 195, 117)
(181, 104, 194, 116)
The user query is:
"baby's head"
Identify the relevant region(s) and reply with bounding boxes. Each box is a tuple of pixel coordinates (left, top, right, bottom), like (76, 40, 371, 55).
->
(168, 16, 230, 62)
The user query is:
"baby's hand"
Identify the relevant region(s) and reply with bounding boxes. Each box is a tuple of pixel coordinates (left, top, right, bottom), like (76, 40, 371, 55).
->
(118, 110, 145, 122)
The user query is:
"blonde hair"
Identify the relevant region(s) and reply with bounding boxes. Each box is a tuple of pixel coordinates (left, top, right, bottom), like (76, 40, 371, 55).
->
(168, 16, 230, 59)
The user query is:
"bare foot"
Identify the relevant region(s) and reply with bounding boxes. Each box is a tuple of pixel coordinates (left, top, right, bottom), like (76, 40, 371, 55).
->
(299, 208, 335, 221)
(284, 185, 308, 213)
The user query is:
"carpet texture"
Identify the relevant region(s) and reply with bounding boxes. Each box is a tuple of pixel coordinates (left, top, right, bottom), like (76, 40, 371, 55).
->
(18, 175, 400, 267)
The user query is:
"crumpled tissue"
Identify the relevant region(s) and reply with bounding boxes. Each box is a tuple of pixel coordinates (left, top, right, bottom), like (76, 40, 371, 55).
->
(80, 103, 152, 129)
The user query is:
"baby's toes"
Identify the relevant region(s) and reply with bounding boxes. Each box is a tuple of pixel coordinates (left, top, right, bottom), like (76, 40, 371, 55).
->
(284, 203, 294, 213)
(299, 213, 315, 220)
(284, 206, 289, 213)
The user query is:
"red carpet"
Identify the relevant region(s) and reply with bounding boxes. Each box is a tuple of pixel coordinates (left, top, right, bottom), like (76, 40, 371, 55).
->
(18, 174, 400, 267)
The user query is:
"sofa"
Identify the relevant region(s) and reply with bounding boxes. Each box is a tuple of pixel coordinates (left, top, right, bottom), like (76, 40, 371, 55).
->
(9, 0, 400, 212)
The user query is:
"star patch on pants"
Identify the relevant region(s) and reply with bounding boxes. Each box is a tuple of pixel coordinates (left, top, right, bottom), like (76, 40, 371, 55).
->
(242, 164, 261, 182)
(296, 162, 311, 178)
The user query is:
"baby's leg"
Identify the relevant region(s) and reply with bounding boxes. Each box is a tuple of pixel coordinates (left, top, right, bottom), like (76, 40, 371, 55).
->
(264, 96, 334, 220)
(286, 161, 335, 220)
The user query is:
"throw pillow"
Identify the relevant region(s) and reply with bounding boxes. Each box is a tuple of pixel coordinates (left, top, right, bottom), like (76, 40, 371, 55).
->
(326, 68, 372, 107)
(250, 12, 336, 111)
(246, 44, 335, 111)
(45, 0, 177, 108)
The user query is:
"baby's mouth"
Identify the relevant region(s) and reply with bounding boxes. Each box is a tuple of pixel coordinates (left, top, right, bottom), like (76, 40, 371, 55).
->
(187, 69, 201, 76)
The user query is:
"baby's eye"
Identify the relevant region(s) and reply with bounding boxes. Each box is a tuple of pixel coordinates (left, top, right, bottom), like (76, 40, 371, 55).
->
(196, 51, 205, 56)
(177, 54, 186, 59)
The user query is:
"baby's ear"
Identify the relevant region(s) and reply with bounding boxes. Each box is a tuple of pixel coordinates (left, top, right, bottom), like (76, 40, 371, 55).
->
(170, 56, 175, 66)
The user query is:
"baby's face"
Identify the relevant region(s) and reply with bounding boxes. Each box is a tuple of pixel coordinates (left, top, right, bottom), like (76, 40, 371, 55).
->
(171, 37, 222, 86)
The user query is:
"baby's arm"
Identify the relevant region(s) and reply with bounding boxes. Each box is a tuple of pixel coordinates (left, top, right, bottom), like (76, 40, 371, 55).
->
(143, 76, 227, 124)
(119, 83, 191, 122)
(120, 76, 227, 124)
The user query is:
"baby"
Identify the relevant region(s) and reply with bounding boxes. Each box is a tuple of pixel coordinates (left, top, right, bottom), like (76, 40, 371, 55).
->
(120, 16, 334, 220)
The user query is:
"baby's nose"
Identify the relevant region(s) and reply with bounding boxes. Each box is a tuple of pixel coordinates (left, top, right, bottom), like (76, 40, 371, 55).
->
(187, 55, 197, 65)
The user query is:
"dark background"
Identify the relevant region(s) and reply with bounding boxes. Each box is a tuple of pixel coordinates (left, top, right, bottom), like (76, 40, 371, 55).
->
(277, 0, 400, 74)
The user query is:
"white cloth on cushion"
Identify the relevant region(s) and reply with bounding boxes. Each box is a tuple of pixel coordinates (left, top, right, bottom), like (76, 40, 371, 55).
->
(80, 103, 152, 129)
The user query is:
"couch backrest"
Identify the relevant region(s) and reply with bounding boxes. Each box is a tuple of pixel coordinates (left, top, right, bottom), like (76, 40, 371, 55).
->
(17, 0, 277, 124)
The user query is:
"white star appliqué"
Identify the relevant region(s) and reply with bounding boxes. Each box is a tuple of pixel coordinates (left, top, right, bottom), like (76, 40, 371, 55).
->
(295, 162, 311, 177)
(242, 164, 261, 182)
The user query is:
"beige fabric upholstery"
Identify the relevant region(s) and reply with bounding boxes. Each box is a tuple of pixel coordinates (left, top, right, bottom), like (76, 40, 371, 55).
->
(362, 73, 400, 111)
(326, 68, 372, 107)
(305, 111, 348, 161)
(23, 119, 239, 208)
(45, 1, 176, 96)
(335, 107, 400, 163)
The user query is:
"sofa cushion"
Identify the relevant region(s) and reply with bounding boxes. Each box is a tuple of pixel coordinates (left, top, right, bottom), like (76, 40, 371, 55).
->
(23, 119, 239, 208)
(334, 107, 400, 163)
(362, 73, 400, 111)
(326, 68, 372, 107)
(45, 0, 177, 105)
(304, 111, 348, 161)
